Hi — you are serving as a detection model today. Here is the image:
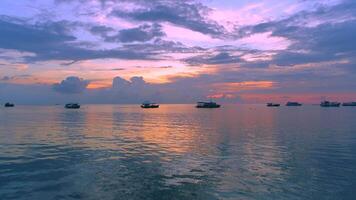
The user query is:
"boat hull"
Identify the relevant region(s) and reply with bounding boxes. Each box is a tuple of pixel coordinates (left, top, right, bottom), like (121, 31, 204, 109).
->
(196, 105, 221, 108)
(4, 103, 15, 107)
(320, 101, 340, 107)
(267, 103, 280, 107)
(286, 102, 302, 106)
(320, 104, 340, 107)
(65, 106, 80, 109)
(342, 102, 356, 106)
(196, 101, 221, 108)
(141, 105, 159, 108)
(65, 104, 80, 109)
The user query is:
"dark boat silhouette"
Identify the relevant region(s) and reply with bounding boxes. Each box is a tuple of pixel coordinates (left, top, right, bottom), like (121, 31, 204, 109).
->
(286, 102, 302, 106)
(196, 101, 221, 108)
(267, 103, 280, 107)
(342, 102, 356, 106)
(4, 102, 15, 107)
(141, 101, 159, 108)
(65, 103, 80, 109)
(320, 101, 340, 107)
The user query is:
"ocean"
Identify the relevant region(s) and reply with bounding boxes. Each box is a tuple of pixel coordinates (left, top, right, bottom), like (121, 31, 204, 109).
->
(1, 104, 355, 200)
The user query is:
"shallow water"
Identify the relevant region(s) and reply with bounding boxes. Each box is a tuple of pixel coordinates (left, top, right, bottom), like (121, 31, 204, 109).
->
(0, 104, 355, 200)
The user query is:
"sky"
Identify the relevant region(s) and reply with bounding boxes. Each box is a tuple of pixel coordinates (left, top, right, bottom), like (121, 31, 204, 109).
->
(0, 0, 356, 104)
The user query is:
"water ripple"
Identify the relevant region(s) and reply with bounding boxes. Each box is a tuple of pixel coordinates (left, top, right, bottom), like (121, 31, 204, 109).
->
(1, 105, 356, 199)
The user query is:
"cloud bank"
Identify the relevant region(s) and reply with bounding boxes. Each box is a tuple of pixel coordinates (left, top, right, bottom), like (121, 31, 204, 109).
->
(1, 0, 356, 104)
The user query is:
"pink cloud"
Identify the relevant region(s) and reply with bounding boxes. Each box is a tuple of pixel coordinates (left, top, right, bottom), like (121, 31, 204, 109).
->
(238, 31, 292, 50)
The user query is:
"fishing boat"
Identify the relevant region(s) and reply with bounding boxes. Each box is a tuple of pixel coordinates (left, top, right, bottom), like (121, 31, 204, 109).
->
(4, 102, 15, 107)
(196, 101, 221, 108)
(267, 103, 280, 107)
(342, 102, 356, 106)
(320, 101, 340, 107)
(65, 103, 80, 109)
(286, 102, 302, 106)
(141, 101, 159, 108)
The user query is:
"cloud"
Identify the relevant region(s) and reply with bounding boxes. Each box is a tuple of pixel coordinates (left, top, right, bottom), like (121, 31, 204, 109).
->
(110, 75, 221, 103)
(112, 76, 131, 90)
(185, 52, 243, 65)
(121, 38, 200, 56)
(0, 74, 33, 82)
(105, 23, 165, 43)
(250, 19, 356, 67)
(110, 1, 227, 38)
(89, 25, 114, 38)
(231, 0, 356, 67)
(0, 16, 157, 62)
(2, 72, 356, 105)
(111, 76, 157, 102)
(1, 76, 11, 81)
(52, 76, 90, 94)
(0, 17, 75, 53)
(90, 68, 125, 71)
(0, 15, 201, 62)
(2, 0, 356, 104)
(56, 0, 227, 38)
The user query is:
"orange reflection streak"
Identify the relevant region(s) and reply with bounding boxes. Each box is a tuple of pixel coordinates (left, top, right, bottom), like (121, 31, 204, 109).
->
(57, 105, 201, 154)
(136, 109, 195, 154)
(239, 106, 285, 179)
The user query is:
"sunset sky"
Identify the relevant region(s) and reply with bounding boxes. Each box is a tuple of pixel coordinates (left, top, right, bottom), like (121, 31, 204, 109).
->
(1, 0, 356, 104)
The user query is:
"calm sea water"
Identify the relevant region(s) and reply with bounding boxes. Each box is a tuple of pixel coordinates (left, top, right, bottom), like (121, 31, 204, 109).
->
(1, 104, 356, 200)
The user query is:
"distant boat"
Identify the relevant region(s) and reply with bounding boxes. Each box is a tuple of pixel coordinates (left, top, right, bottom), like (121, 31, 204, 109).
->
(286, 102, 302, 106)
(320, 101, 340, 107)
(342, 102, 356, 106)
(196, 101, 221, 108)
(141, 101, 159, 108)
(267, 103, 280, 107)
(65, 103, 80, 109)
(4, 102, 15, 107)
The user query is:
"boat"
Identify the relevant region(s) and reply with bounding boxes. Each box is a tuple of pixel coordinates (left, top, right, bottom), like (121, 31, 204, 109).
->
(342, 102, 356, 106)
(4, 102, 15, 107)
(320, 101, 340, 107)
(196, 101, 221, 108)
(65, 103, 80, 109)
(286, 102, 302, 106)
(141, 101, 159, 108)
(267, 103, 280, 107)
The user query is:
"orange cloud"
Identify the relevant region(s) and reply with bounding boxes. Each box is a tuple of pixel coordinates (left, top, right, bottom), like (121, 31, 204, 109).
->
(207, 93, 237, 99)
(87, 81, 112, 89)
(205, 81, 276, 100)
(213, 81, 276, 93)
(240, 93, 356, 104)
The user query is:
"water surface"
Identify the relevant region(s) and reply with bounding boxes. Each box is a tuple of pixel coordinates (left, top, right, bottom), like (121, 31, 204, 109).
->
(1, 104, 355, 200)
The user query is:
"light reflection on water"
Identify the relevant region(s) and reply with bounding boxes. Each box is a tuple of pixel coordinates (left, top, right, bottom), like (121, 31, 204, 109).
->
(1, 104, 356, 199)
